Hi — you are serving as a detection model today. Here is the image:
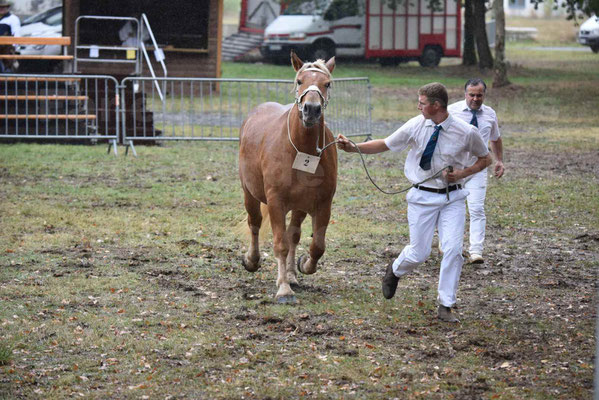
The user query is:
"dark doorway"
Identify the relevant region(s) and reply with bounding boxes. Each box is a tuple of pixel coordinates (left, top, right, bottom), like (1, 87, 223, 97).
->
(78, 0, 210, 49)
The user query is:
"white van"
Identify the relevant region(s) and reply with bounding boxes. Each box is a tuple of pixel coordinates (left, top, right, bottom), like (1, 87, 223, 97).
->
(260, 0, 461, 66)
(578, 15, 599, 53)
(18, 6, 63, 57)
(15, 6, 63, 72)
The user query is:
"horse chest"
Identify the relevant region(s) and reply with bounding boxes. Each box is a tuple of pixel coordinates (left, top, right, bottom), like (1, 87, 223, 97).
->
(261, 154, 336, 208)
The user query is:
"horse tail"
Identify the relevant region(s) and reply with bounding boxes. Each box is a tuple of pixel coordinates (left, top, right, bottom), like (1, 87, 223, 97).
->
(235, 203, 271, 243)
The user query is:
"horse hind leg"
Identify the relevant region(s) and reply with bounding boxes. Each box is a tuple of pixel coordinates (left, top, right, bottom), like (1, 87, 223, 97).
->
(298, 208, 330, 275)
(241, 189, 262, 272)
(285, 210, 307, 287)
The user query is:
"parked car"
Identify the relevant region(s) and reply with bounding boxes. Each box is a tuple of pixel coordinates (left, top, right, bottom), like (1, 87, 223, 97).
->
(578, 15, 599, 53)
(17, 6, 63, 72)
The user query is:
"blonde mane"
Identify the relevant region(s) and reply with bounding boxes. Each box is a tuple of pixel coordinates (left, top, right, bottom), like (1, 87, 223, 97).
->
(293, 59, 332, 95)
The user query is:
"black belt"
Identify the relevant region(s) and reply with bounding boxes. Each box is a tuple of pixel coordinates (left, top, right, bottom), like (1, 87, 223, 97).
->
(412, 184, 462, 194)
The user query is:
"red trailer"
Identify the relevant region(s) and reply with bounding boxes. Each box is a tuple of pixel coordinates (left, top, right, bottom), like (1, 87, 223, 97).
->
(366, 0, 461, 66)
(259, 0, 462, 66)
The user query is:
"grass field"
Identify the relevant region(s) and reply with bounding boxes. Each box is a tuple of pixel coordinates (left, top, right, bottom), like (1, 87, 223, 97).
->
(1, 23, 599, 399)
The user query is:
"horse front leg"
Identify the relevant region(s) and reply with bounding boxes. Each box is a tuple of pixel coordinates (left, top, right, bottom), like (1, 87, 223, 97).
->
(286, 210, 307, 287)
(298, 206, 331, 275)
(241, 189, 262, 272)
(269, 203, 296, 303)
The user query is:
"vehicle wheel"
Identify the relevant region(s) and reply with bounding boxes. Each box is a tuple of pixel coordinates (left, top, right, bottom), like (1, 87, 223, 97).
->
(419, 46, 442, 67)
(264, 55, 288, 65)
(591, 45, 599, 53)
(311, 43, 335, 61)
(379, 57, 400, 67)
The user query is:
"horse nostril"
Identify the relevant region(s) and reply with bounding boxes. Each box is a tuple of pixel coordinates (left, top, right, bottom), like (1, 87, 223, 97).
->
(303, 102, 321, 117)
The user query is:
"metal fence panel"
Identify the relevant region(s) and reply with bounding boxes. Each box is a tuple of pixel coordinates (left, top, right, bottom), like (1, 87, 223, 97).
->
(120, 77, 371, 143)
(0, 74, 119, 141)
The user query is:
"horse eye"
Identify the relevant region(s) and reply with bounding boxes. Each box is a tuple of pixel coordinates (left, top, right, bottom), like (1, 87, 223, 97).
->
(297, 80, 302, 86)
(325, 82, 331, 88)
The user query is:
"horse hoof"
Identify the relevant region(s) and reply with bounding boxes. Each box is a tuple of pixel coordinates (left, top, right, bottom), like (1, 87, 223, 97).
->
(276, 295, 297, 305)
(296, 254, 307, 274)
(241, 255, 260, 272)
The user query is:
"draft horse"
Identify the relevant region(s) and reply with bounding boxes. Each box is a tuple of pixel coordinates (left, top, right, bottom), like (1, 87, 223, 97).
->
(239, 51, 337, 303)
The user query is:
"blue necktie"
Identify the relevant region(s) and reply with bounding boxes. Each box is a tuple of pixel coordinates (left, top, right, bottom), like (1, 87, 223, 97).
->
(470, 109, 478, 127)
(419, 125, 441, 171)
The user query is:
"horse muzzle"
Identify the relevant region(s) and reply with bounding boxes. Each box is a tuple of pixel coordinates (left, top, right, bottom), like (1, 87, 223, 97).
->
(301, 101, 322, 127)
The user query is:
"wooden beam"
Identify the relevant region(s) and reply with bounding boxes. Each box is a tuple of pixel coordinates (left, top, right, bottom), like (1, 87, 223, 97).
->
(0, 114, 97, 120)
(0, 77, 80, 82)
(216, 0, 223, 79)
(146, 45, 209, 54)
(0, 55, 74, 60)
(0, 36, 71, 46)
(0, 95, 88, 101)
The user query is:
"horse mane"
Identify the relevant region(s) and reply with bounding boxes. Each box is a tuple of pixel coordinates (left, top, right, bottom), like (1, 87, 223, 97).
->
(293, 59, 331, 94)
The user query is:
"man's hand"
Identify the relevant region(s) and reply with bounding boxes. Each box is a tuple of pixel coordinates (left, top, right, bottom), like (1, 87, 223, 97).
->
(494, 160, 505, 178)
(336, 134, 357, 152)
(443, 168, 461, 183)
(446, 154, 492, 183)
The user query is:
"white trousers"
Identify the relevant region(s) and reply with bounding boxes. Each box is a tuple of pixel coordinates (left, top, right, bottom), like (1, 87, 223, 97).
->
(464, 169, 488, 256)
(392, 187, 468, 308)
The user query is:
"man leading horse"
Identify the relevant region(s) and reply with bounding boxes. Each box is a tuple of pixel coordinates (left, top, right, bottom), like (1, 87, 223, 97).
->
(337, 82, 491, 322)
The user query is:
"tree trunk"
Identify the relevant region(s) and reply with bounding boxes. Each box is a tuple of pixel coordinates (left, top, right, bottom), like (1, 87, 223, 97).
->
(493, 0, 510, 87)
(472, 0, 493, 69)
(462, 0, 477, 66)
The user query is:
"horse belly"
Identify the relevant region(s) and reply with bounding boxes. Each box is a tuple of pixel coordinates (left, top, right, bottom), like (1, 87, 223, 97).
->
(264, 162, 337, 214)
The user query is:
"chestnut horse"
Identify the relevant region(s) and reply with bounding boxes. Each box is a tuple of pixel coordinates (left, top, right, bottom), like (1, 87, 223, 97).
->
(239, 52, 337, 303)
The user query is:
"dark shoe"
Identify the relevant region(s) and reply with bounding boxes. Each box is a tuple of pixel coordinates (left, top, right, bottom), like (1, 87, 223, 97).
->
(382, 262, 399, 299)
(437, 305, 460, 323)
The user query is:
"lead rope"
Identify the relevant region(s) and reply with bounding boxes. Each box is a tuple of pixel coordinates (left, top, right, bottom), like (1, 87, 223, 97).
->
(319, 137, 454, 195)
(286, 109, 326, 155)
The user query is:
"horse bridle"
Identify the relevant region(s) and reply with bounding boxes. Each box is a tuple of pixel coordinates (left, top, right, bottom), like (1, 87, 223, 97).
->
(294, 67, 331, 112)
(289, 66, 332, 156)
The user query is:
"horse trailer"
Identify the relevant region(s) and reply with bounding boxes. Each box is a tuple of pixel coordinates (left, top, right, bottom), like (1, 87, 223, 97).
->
(259, 0, 461, 66)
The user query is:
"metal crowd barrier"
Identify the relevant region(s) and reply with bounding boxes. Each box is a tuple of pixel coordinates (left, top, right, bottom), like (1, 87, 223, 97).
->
(0, 74, 372, 156)
(0, 74, 120, 153)
(120, 77, 372, 147)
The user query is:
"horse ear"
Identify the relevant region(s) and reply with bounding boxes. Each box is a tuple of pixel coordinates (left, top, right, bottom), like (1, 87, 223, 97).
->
(291, 50, 304, 72)
(325, 56, 336, 74)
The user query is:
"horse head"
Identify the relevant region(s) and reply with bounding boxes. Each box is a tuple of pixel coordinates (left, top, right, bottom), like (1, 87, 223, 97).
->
(291, 51, 335, 128)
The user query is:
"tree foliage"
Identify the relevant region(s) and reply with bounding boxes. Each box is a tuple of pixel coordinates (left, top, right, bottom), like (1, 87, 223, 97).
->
(530, 0, 599, 20)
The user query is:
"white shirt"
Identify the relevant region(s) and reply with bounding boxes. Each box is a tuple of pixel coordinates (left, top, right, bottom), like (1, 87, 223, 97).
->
(0, 12, 21, 37)
(448, 100, 500, 161)
(384, 114, 489, 189)
(448, 100, 500, 144)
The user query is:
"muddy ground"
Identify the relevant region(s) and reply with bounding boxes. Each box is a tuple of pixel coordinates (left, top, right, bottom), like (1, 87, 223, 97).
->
(1, 132, 598, 399)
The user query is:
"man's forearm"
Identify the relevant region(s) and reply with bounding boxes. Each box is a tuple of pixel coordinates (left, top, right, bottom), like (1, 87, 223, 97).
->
(490, 138, 503, 162)
(462, 154, 492, 179)
(353, 139, 390, 154)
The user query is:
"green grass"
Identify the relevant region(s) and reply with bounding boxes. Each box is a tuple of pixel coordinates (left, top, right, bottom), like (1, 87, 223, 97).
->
(0, 344, 12, 366)
(223, 37, 599, 124)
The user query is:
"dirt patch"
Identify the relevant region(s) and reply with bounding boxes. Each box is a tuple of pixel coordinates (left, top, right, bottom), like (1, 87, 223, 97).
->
(1, 142, 596, 399)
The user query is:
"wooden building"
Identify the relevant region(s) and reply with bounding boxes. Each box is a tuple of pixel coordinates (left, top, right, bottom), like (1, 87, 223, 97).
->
(62, 0, 223, 78)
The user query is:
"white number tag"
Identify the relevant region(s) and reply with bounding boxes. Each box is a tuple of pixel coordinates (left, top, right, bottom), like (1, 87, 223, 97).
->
(292, 152, 320, 174)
